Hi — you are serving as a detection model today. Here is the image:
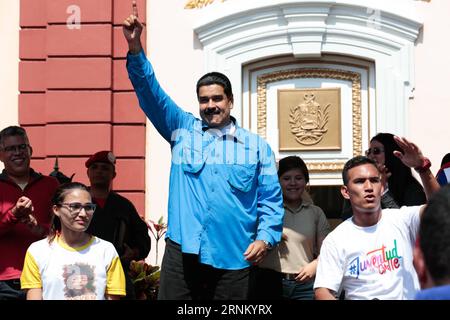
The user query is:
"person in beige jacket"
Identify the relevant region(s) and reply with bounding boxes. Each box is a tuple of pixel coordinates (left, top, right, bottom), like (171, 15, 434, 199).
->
(251, 156, 330, 300)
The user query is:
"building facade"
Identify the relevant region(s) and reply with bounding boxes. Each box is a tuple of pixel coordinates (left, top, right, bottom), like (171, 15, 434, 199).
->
(1, 0, 449, 264)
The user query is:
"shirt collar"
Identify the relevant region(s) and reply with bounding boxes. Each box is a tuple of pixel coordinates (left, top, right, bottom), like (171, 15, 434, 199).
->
(0, 168, 41, 183)
(284, 199, 312, 213)
(206, 121, 236, 138)
(201, 116, 245, 143)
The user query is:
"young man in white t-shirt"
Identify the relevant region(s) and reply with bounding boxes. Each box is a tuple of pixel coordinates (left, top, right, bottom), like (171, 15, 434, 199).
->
(314, 136, 440, 300)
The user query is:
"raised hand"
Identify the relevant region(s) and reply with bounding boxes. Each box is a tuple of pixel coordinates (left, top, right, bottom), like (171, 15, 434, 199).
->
(394, 136, 440, 204)
(393, 136, 423, 169)
(123, 0, 143, 54)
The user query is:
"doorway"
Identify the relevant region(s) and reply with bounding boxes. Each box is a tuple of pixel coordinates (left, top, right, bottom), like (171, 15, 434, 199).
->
(309, 185, 343, 230)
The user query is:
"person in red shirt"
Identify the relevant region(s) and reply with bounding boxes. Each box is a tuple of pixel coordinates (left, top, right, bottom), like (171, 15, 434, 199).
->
(0, 126, 59, 300)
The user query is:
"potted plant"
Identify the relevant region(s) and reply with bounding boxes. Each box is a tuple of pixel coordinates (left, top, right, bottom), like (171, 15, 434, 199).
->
(128, 216, 167, 300)
(128, 260, 160, 300)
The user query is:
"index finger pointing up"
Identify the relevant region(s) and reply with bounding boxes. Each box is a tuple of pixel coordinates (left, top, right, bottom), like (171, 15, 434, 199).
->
(132, 0, 139, 17)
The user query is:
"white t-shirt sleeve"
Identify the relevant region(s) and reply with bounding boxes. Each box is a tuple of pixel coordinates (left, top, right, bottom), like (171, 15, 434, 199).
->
(314, 234, 344, 294)
(405, 205, 421, 238)
(395, 205, 422, 243)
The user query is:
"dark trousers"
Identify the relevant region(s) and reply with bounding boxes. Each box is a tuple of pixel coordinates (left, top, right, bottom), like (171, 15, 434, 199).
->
(249, 267, 315, 300)
(0, 279, 26, 300)
(248, 267, 283, 300)
(122, 266, 136, 300)
(158, 239, 251, 300)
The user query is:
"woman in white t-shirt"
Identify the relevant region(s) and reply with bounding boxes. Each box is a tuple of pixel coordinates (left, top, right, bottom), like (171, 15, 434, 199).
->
(21, 182, 126, 300)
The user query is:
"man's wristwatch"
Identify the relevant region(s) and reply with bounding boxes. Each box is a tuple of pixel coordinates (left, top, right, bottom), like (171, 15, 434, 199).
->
(262, 240, 272, 250)
(414, 157, 431, 174)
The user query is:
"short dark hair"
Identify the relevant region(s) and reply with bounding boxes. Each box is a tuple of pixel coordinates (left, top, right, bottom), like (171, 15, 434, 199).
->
(196, 72, 233, 102)
(278, 156, 309, 183)
(419, 184, 450, 284)
(342, 156, 378, 185)
(0, 126, 29, 148)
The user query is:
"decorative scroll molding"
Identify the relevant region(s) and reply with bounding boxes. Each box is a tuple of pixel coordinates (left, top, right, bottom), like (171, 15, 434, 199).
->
(194, 1, 422, 139)
(257, 68, 361, 172)
(186, 0, 429, 10)
(185, 0, 226, 9)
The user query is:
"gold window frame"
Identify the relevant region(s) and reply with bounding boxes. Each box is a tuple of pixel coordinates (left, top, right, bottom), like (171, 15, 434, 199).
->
(257, 68, 362, 173)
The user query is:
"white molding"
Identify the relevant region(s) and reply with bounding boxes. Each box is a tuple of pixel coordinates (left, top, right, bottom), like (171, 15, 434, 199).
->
(242, 56, 374, 186)
(193, 0, 422, 136)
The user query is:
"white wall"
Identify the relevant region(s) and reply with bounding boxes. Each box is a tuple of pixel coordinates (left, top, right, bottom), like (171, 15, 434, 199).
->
(409, 0, 450, 174)
(143, 0, 450, 263)
(0, 1, 20, 170)
(1, 0, 445, 265)
(145, 0, 205, 264)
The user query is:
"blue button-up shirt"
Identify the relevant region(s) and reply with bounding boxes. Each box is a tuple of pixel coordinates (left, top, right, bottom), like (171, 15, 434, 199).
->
(127, 51, 283, 269)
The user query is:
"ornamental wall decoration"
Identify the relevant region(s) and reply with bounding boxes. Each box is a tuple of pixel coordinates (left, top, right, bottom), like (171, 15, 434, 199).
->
(185, 0, 429, 9)
(185, 0, 227, 9)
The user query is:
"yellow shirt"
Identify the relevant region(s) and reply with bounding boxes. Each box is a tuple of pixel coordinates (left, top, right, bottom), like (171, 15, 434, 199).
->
(21, 236, 126, 300)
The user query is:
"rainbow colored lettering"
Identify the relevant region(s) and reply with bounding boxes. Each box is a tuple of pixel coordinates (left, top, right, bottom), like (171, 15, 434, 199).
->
(348, 240, 402, 279)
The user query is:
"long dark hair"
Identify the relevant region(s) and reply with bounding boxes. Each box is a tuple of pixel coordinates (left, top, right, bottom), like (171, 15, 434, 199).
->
(371, 133, 424, 206)
(48, 182, 90, 243)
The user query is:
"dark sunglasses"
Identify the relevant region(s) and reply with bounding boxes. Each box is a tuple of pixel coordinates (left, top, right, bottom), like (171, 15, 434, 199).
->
(365, 147, 385, 156)
(198, 95, 225, 104)
(1, 143, 30, 153)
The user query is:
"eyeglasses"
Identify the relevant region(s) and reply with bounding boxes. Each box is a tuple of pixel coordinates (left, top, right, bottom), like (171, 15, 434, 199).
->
(1, 143, 29, 153)
(198, 95, 225, 104)
(365, 147, 385, 156)
(58, 202, 96, 216)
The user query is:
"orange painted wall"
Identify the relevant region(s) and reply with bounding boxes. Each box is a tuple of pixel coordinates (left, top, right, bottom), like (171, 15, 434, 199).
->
(19, 0, 147, 217)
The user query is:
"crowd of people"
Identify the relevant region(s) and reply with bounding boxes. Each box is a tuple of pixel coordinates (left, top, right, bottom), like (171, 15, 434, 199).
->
(1, 1, 449, 300)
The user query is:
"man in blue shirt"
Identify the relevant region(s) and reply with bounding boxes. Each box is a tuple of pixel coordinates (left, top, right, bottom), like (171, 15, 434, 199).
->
(123, 2, 283, 299)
